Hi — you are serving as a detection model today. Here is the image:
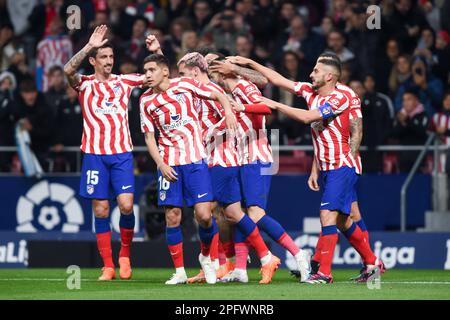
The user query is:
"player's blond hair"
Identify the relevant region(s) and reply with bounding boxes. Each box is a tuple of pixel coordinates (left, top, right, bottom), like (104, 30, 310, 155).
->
(177, 52, 208, 73)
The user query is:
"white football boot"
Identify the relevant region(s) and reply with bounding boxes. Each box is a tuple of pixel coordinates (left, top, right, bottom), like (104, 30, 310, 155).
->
(199, 254, 217, 284)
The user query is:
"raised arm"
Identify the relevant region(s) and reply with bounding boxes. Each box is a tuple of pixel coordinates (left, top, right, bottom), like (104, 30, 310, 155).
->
(227, 56, 297, 93)
(209, 91, 238, 131)
(145, 35, 163, 55)
(64, 25, 108, 88)
(208, 60, 268, 88)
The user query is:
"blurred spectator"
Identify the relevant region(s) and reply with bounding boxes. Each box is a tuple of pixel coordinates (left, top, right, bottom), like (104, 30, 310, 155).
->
(418, 0, 441, 32)
(376, 38, 402, 94)
(350, 77, 394, 172)
(385, 0, 429, 53)
(395, 55, 444, 115)
(44, 65, 66, 116)
(429, 91, 450, 172)
(12, 78, 53, 170)
(156, 0, 190, 31)
(0, 0, 12, 28)
(107, 0, 135, 40)
(235, 34, 256, 60)
(346, 4, 380, 78)
(313, 16, 335, 37)
(249, 0, 277, 48)
(433, 30, 450, 84)
(168, 17, 192, 60)
(391, 88, 429, 172)
(28, 0, 63, 42)
(190, 0, 213, 35)
(205, 9, 246, 55)
(325, 29, 355, 65)
(414, 26, 436, 67)
(276, 1, 298, 34)
(149, 27, 175, 66)
(390, 53, 412, 98)
(179, 30, 199, 59)
(274, 15, 325, 68)
(339, 62, 352, 85)
(0, 71, 16, 171)
(121, 15, 149, 67)
(328, 0, 348, 31)
(36, 16, 72, 92)
(0, 23, 15, 70)
(272, 51, 309, 144)
(50, 86, 82, 172)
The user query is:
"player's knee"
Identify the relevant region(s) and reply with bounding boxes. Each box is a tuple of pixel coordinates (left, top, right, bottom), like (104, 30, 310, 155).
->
(93, 204, 109, 218)
(248, 207, 265, 223)
(195, 209, 211, 224)
(166, 208, 182, 226)
(118, 201, 134, 214)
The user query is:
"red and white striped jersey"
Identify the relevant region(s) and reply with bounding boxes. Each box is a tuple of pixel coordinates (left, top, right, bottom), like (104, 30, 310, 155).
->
(76, 73, 144, 155)
(199, 81, 240, 168)
(430, 112, 450, 146)
(139, 77, 211, 166)
(231, 79, 273, 164)
(37, 35, 73, 91)
(336, 83, 363, 175)
(294, 82, 355, 172)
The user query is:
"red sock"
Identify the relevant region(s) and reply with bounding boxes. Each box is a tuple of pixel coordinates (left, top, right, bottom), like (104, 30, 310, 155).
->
(318, 233, 338, 276)
(222, 241, 235, 258)
(209, 233, 219, 261)
(168, 243, 184, 268)
(347, 226, 377, 265)
(235, 243, 249, 270)
(278, 233, 300, 256)
(363, 230, 369, 243)
(119, 227, 134, 258)
(218, 241, 226, 265)
(96, 231, 114, 268)
(246, 227, 269, 259)
(312, 232, 323, 263)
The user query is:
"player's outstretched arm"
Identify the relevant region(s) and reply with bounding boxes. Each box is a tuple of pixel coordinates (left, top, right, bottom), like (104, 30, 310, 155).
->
(144, 132, 178, 182)
(64, 25, 108, 88)
(349, 117, 363, 158)
(208, 60, 268, 88)
(227, 56, 296, 93)
(256, 96, 322, 124)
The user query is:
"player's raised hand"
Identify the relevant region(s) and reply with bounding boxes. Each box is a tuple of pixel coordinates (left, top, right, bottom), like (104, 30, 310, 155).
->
(226, 56, 252, 66)
(88, 25, 108, 48)
(208, 60, 236, 75)
(146, 35, 161, 53)
(159, 163, 178, 182)
(308, 173, 320, 192)
(229, 98, 245, 112)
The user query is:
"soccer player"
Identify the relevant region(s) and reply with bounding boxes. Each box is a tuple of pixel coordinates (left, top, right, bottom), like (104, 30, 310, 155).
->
(306, 53, 385, 282)
(207, 55, 311, 282)
(64, 25, 145, 281)
(140, 53, 237, 285)
(176, 52, 282, 284)
(228, 55, 383, 284)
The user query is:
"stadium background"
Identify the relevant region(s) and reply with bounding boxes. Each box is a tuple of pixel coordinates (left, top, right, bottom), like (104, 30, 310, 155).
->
(0, 0, 449, 280)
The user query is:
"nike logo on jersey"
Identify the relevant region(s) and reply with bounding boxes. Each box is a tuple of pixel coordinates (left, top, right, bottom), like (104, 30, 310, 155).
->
(320, 202, 330, 206)
(122, 185, 132, 190)
(197, 193, 208, 198)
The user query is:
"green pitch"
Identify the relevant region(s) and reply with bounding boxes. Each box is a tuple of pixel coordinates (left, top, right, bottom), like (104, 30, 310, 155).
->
(0, 269, 449, 300)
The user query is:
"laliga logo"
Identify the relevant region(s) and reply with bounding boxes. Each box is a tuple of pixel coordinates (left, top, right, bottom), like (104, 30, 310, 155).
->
(16, 180, 84, 232)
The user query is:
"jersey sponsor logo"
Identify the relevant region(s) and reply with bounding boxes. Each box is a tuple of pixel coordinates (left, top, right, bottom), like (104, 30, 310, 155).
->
(170, 112, 181, 122)
(162, 118, 193, 131)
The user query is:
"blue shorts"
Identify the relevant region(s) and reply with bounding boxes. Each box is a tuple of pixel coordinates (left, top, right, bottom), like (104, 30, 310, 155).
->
(239, 161, 272, 210)
(209, 166, 241, 206)
(157, 161, 213, 207)
(79, 152, 134, 200)
(320, 166, 358, 215)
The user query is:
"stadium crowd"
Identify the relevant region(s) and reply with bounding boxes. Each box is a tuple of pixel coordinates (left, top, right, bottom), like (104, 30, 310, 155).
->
(0, 0, 449, 174)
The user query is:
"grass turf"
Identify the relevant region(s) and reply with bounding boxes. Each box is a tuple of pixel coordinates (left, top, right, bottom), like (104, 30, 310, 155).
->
(0, 268, 449, 300)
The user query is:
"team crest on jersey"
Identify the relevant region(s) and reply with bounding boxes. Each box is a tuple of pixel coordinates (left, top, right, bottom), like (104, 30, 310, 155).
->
(352, 98, 360, 105)
(330, 98, 340, 105)
(160, 191, 166, 201)
(87, 185, 94, 195)
(175, 93, 186, 105)
(113, 84, 122, 95)
(245, 85, 256, 94)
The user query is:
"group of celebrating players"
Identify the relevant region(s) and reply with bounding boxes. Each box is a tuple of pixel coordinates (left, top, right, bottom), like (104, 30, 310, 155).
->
(64, 25, 385, 285)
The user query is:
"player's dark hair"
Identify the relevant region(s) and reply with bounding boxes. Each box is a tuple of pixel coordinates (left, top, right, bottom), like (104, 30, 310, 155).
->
(88, 42, 114, 59)
(143, 54, 170, 68)
(318, 52, 341, 64)
(317, 58, 342, 77)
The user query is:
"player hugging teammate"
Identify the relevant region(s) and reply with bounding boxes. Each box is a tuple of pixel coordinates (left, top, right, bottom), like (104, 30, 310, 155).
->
(67, 25, 383, 285)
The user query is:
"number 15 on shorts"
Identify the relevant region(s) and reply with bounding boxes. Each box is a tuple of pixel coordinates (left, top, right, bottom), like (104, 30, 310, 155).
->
(87, 170, 99, 185)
